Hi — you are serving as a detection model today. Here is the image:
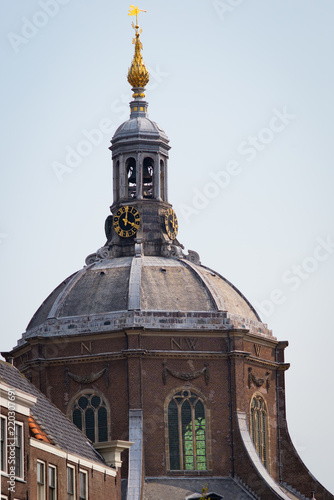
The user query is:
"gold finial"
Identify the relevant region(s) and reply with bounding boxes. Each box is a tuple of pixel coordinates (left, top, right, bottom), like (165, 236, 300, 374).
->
(127, 5, 149, 98)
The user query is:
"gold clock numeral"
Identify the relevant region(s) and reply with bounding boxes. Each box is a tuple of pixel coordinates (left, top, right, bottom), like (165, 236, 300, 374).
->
(164, 208, 178, 240)
(113, 205, 141, 238)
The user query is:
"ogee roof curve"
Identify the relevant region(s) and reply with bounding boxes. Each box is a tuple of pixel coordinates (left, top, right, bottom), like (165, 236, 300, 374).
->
(112, 117, 169, 143)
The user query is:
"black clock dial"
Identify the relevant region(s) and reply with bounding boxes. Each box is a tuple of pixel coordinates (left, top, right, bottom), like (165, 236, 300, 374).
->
(113, 206, 140, 238)
(164, 208, 178, 240)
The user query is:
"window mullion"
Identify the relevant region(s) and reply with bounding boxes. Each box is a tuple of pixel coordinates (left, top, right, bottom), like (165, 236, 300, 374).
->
(82, 409, 85, 440)
(191, 404, 196, 470)
(95, 405, 98, 444)
(178, 403, 183, 469)
(250, 396, 268, 469)
(260, 409, 263, 462)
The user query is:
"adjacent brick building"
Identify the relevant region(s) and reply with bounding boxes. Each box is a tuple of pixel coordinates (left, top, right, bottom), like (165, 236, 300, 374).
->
(2, 8, 333, 500)
(0, 360, 130, 500)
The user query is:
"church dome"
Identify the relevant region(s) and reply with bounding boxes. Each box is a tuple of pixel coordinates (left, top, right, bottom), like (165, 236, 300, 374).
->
(16, 15, 275, 349)
(112, 116, 169, 143)
(20, 255, 273, 345)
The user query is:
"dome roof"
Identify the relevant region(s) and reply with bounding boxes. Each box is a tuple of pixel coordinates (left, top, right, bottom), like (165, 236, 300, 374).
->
(112, 117, 169, 143)
(20, 256, 273, 345)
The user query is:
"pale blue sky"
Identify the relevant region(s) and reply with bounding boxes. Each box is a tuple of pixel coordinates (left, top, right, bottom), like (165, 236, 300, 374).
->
(1, 0, 334, 492)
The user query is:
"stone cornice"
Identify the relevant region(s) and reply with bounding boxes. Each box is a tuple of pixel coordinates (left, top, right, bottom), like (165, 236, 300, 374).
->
(16, 348, 290, 372)
(10, 327, 281, 356)
(244, 332, 282, 348)
(246, 355, 290, 371)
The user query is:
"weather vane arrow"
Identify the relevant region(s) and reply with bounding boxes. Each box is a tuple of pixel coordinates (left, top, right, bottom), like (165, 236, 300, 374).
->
(127, 5, 149, 97)
(128, 5, 147, 27)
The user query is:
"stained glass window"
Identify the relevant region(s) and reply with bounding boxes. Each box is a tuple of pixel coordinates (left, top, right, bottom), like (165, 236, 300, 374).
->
(250, 394, 268, 468)
(98, 407, 108, 442)
(168, 390, 207, 471)
(71, 392, 109, 443)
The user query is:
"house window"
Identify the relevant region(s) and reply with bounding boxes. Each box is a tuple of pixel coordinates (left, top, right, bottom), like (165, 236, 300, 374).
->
(49, 465, 57, 500)
(37, 461, 46, 500)
(79, 470, 88, 500)
(67, 465, 75, 500)
(250, 394, 268, 468)
(167, 390, 207, 471)
(71, 392, 109, 443)
(14, 423, 23, 478)
(1, 417, 6, 473)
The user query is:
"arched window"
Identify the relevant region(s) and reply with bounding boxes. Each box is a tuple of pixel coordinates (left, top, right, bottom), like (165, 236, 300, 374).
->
(250, 394, 268, 468)
(143, 157, 154, 198)
(167, 389, 207, 471)
(126, 157, 136, 199)
(160, 159, 165, 200)
(71, 392, 109, 443)
(115, 160, 120, 201)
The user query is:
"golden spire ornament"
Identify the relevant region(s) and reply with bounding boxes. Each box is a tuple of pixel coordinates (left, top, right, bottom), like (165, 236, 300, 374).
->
(127, 5, 150, 98)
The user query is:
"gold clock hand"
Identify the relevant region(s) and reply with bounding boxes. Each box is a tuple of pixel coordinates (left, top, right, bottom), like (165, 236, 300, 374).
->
(123, 206, 129, 226)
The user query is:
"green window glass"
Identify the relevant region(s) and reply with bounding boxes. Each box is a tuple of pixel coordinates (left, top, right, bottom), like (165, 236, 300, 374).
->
(167, 390, 207, 471)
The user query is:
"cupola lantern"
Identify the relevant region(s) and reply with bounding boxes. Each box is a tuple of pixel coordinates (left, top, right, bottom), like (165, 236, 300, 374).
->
(105, 5, 186, 259)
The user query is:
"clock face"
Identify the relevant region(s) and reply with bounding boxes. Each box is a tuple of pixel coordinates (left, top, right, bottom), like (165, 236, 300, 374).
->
(105, 215, 113, 240)
(113, 206, 141, 238)
(164, 208, 178, 240)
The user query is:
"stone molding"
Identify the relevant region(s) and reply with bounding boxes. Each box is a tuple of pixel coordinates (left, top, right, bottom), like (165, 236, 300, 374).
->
(162, 361, 210, 385)
(248, 367, 270, 391)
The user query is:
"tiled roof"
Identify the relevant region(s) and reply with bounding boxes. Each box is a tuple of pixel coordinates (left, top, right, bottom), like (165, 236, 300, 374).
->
(0, 360, 105, 465)
(28, 415, 52, 444)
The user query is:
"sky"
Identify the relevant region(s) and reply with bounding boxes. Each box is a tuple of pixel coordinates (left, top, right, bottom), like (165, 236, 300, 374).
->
(1, 0, 334, 493)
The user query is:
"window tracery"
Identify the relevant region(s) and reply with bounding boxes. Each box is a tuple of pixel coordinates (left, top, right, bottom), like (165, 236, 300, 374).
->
(71, 391, 109, 443)
(250, 394, 268, 468)
(166, 389, 208, 471)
